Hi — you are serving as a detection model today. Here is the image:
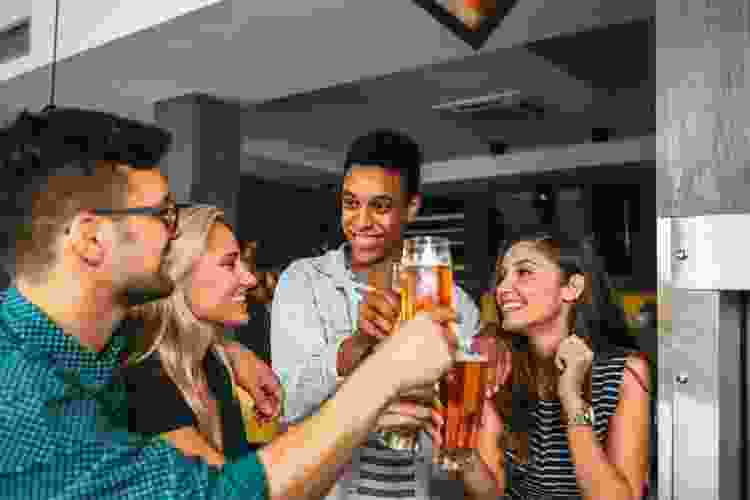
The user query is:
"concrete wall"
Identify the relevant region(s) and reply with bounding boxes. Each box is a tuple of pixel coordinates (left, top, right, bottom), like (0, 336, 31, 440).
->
(657, 0, 750, 216)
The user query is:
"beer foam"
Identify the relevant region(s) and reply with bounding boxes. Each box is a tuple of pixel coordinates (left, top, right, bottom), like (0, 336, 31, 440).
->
(410, 257, 444, 267)
(402, 237, 451, 267)
(403, 259, 448, 268)
(455, 351, 488, 363)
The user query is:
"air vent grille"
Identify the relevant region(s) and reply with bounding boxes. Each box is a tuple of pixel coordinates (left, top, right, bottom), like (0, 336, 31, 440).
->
(432, 90, 522, 113)
(433, 90, 545, 121)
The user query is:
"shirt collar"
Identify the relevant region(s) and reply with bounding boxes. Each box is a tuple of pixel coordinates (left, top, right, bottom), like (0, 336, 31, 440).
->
(0, 287, 127, 379)
(311, 242, 359, 287)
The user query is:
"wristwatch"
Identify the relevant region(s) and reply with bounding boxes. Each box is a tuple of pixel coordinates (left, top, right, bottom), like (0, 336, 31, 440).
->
(568, 403, 595, 427)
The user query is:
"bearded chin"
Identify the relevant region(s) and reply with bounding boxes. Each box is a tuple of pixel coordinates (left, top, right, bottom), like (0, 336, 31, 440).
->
(119, 271, 175, 307)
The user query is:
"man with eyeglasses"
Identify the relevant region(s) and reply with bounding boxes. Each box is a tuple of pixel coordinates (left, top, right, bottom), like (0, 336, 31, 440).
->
(0, 108, 461, 500)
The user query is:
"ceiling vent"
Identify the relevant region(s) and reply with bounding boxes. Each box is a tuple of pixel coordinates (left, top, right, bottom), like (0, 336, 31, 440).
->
(432, 90, 545, 120)
(432, 89, 522, 113)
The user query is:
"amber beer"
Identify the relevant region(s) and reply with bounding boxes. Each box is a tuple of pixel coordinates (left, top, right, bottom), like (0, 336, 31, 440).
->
(400, 263, 454, 321)
(439, 351, 489, 470)
(377, 236, 454, 453)
(378, 262, 455, 452)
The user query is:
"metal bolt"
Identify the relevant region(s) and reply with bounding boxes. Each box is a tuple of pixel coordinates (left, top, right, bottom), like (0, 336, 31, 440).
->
(674, 248, 688, 261)
(676, 373, 689, 385)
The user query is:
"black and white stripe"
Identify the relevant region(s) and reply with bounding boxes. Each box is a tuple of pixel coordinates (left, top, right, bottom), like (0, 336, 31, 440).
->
(353, 438, 419, 499)
(507, 354, 627, 499)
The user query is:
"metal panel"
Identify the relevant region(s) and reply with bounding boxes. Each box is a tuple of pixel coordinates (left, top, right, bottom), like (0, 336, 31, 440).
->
(665, 290, 720, 500)
(659, 216, 745, 500)
(670, 214, 750, 290)
(657, 217, 672, 500)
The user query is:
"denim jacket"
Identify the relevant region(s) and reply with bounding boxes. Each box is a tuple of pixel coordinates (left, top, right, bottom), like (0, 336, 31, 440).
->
(271, 243, 480, 499)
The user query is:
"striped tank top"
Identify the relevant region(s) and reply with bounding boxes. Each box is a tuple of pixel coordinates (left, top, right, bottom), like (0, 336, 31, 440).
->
(352, 437, 423, 499)
(506, 353, 628, 500)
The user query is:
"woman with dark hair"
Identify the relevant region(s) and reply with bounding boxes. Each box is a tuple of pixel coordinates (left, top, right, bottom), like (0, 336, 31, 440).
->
(452, 231, 651, 500)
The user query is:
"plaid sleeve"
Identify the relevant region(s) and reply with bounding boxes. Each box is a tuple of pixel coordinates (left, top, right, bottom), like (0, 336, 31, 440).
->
(0, 353, 269, 500)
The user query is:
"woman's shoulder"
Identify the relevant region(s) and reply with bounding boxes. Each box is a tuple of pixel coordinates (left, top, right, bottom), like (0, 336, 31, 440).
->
(621, 351, 652, 394)
(594, 345, 649, 369)
(592, 348, 651, 401)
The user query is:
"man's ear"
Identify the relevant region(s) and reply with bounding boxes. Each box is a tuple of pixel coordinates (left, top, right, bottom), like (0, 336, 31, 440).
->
(563, 273, 586, 303)
(405, 193, 422, 224)
(67, 212, 108, 267)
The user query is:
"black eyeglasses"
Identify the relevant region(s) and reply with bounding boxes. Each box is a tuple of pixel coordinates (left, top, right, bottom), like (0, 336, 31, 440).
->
(93, 199, 190, 233)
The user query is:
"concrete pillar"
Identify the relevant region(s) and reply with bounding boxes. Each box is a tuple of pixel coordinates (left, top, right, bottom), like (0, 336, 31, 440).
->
(154, 94, 241, 228)
(657, 7, 749, 216)
(657, 3, 750, 499)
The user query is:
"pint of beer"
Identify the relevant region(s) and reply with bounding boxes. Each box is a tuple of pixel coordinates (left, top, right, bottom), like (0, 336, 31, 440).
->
(376, 236, 454, 453)
(438, 351, 489, 471)
(400, 235, 454, 315)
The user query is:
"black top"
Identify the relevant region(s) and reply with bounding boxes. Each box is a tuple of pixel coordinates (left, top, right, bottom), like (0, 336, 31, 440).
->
(123, 348, 254, 459)
(235, 302, 271, 364)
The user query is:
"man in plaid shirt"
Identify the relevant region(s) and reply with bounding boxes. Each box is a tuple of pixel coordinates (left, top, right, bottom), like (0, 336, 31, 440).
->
(0, 107, 459, 499)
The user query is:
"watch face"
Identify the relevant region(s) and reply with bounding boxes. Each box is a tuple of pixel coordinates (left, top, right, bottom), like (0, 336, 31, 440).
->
(571, 406, 594, 426)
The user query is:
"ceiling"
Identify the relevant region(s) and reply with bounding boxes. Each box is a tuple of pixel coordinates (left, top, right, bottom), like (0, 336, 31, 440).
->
(0, 0, 654, 190)
(241, 16, 654, 182)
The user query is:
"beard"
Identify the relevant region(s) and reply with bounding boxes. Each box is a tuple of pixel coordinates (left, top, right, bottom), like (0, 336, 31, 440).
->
(114, 236, 175, 307)
(119, 267, 175, 307)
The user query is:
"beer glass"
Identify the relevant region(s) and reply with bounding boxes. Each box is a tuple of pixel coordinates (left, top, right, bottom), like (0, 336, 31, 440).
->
(376, 236, 454, 453)
(437, 351, 489, 471)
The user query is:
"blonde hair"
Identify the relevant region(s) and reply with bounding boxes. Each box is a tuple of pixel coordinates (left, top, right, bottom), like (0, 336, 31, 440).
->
(129, 204, 236, 451)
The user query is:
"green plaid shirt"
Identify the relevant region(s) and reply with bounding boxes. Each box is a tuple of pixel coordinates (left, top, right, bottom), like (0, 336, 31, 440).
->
(0, 287, 269, 499)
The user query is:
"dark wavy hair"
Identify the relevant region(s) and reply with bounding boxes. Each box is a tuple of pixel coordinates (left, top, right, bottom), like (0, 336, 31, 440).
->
(343, 129, 422, 201)
(492, 229, 639, 464)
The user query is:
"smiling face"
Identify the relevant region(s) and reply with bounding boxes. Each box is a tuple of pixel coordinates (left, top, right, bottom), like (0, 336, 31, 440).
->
(186, 222, 258, 327)
(495, 241, 583, 340)
(341, 165, 420, 273)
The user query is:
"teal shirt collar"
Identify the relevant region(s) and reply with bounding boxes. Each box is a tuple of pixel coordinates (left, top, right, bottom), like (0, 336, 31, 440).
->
(0, 286, 128, 384)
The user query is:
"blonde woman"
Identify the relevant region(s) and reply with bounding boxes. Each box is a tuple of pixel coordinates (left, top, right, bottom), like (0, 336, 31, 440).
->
(123, 204, 283, 467)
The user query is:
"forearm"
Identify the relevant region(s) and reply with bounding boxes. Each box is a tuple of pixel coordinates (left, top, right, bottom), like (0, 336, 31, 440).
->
(464, 453, 506, 500)
(336, 335, 372, 377)
(225, 342, 257, 390)
(258, 354, 397, 500)
(565, 402, 635, 500)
